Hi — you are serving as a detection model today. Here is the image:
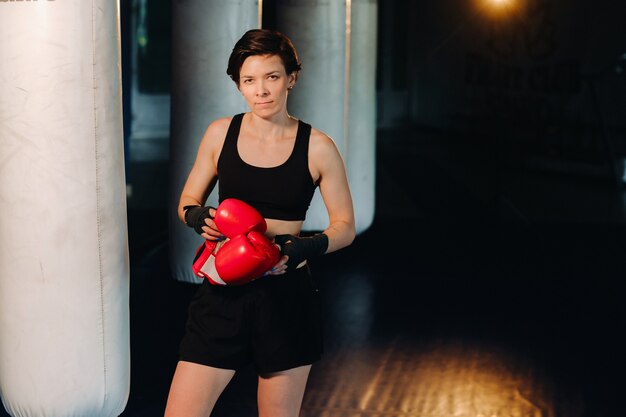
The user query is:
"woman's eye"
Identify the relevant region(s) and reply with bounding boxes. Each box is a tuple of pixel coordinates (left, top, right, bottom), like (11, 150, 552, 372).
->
(269, 75, 279, 80)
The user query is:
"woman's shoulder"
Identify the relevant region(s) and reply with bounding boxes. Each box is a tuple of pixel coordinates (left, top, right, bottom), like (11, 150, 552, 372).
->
(200, 114, 239, 146)
(205, 115, 235, 136)
(197, 115, 239, 162)
(308, 126, 340, 155)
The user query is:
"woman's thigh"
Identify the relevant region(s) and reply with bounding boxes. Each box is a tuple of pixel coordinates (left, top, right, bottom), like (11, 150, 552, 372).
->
(257, 364, 312, 417)
(164, 360, 236, 417)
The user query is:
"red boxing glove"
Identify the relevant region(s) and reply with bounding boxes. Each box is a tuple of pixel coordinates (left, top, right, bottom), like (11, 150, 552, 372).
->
(213, 198, 267, 237)
(191, 199, 279, 285)
(214, 231, 280, 285)
(192, 239, 221, 285)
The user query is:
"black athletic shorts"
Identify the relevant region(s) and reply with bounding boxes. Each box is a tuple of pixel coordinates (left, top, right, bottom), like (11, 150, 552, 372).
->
(178, 264, 323, 374)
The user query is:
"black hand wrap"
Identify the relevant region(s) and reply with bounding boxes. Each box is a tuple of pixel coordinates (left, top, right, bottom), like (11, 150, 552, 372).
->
(183, 205, 214, 235)
(274, 233, 329, 270)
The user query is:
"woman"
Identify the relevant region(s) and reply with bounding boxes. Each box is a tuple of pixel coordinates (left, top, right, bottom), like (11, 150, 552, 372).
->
(164, 28, 355, 417)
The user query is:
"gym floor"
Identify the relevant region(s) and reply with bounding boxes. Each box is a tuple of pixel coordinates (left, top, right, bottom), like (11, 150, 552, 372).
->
(4, 126, 623, 417)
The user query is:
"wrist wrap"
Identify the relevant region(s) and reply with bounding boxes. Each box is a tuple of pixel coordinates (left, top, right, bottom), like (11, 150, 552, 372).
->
(274, 233, 329, 270)
(184, 205, 214, 235)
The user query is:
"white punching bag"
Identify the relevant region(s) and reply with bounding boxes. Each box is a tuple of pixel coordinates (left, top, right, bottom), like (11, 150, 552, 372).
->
(169, 0, 258, 283)
(0, 1, 130, 416)
(346, 0, 377, 233)
(276, 0, 377, 234)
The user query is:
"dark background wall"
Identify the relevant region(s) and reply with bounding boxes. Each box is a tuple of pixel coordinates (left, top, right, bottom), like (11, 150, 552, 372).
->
(385, 0, 626, 187)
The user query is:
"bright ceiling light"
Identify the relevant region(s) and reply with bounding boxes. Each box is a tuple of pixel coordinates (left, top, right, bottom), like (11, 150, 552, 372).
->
(476, 0, 521, 19)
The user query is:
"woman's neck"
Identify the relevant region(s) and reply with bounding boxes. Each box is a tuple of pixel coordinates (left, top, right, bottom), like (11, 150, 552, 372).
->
(246, 112, 297, 141)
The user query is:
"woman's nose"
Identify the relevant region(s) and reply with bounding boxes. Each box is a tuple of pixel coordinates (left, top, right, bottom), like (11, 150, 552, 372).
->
(256, 81, 269, 96)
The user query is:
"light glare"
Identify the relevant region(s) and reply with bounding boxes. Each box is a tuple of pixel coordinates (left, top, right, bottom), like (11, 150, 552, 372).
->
(476, 0, 521, 19)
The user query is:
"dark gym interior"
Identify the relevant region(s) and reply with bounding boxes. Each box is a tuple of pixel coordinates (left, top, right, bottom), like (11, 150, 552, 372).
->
(3, 1, 625, 416)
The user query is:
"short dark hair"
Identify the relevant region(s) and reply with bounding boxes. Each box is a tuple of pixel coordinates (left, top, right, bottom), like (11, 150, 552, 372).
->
(227, 29, 302, 85)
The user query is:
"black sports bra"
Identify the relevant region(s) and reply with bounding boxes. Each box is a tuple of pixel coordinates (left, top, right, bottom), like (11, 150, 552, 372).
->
(217, 113, 317, 221)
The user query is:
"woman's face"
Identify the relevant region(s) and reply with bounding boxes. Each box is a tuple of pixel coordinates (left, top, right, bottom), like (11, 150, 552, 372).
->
(238, 54, 295, 118)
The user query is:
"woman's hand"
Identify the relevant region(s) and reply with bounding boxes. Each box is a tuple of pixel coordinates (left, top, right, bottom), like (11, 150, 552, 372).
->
(266, 233, 329, 275)
(266, 253, 289, 275)
(184, 206, 223, 241)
